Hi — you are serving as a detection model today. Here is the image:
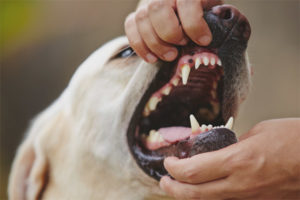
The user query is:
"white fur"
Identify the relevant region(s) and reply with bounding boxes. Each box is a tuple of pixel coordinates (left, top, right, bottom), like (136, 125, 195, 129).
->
(9, 37, 173, 200)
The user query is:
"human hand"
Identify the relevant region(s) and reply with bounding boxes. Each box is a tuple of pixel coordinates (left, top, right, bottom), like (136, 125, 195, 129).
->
(160, 118, 300, 200)
(124, 0, 223, 63)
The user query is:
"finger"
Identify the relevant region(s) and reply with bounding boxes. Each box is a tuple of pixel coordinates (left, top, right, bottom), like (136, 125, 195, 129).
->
(125, 13, 158, 63)
(164, 146, 235, 184)
(148, 0, 188, 45)
(135, 7, 178, 61)
(177, 0, 212, 46)
(160, 176, 230, 200)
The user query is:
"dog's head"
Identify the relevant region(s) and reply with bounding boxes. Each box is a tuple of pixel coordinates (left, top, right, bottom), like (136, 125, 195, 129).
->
(9, 3, 251, 200)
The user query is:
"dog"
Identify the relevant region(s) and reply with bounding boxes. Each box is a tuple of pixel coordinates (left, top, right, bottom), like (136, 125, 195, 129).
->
(8, 1, 251, 199)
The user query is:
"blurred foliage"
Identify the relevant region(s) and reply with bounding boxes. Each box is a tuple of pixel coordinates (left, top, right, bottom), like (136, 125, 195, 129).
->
(0, 1, 38, 58)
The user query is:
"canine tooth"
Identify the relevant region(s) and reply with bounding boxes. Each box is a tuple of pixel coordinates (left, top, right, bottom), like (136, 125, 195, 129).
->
(210, 58, 216, 66)
(181, 64, 190, 85)
(195, 58, 201, 69)
(148, 96, 161, 111)
(190, 114, 200, 133)
(162, 86, 172, 95)
(225, 117, 234, 130)
(203, 57, 209, 66)
(217, 59, 222, 66)
(201, 124, 207, 132)
(208, 124, 213, 130)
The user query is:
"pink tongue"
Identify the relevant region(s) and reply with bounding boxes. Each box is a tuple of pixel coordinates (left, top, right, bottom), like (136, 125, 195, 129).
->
(159, 127, 192, 143)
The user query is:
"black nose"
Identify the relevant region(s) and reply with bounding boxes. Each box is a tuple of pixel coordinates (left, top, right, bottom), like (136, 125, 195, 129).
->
(212, 5, 251, 41)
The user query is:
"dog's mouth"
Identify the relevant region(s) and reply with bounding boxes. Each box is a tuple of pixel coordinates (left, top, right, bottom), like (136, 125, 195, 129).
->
(127, 45, 238, 180)
(140, 48, 228, 151)
(127, 5, 251, 181)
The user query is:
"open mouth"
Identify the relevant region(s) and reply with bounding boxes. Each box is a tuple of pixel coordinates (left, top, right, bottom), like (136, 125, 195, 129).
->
(140, 49, 231, 151)
(127, 5, 251, 181)
(127, 46, 238, 180)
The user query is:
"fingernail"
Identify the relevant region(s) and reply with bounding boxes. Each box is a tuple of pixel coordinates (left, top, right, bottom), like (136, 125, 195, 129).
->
(198, 35, 212, 45)
(163, 50, 177, 61)
(146, 53, 157, 63)
(179, 38, 188, 45)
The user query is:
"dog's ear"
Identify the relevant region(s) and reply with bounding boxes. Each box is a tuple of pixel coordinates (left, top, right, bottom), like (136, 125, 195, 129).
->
(8, 138, 48, 200)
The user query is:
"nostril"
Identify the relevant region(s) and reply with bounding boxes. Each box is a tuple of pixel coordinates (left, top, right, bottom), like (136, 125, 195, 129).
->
(219, 8, 233, 20)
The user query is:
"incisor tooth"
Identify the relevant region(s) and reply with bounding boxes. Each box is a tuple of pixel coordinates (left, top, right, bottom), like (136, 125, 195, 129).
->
(201, 124, 207, 132)
(208, 124, 213, 130)
(195, 58, 201, 69)
(210, 58, 216, 66)
(181, 64, 190, 85)
(203, 57, 209, 66)
(148, 96, 161, 111)
(190, 114, 200, 133)
(225, 117, 234, 130)
(217, 59, 222, 66)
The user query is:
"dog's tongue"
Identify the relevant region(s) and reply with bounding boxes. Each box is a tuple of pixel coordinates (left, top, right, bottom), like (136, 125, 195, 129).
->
(159, 127, 192, 143)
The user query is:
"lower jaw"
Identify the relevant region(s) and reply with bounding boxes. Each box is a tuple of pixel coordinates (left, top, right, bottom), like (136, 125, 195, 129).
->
(131, 125, 237, 181)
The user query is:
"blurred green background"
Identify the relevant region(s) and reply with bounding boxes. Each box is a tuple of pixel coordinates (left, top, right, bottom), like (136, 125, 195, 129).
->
(0, 0, 299, 199)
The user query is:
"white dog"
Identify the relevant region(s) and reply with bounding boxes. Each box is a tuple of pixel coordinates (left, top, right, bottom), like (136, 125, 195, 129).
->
(9, 1, 251, 199)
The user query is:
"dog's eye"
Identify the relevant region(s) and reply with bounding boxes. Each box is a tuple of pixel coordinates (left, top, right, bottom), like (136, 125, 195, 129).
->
(114, 46, 136, 59)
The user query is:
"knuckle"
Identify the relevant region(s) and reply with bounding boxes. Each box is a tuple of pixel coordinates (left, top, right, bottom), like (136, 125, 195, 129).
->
(124, 13, 135, 27)
(135, 8, 148, 21)
(182, 166, 197, 182)
(148, 0, 165, 11)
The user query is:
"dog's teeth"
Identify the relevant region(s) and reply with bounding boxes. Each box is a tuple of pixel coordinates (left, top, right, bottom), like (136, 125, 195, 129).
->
(162, 85, 172, 95)
(212, 102, 220, 115)
(181, 64, 190, 85)
(203, 57, 209, 66)
(148, 96, 161, 111)
(210, 58, 216, 66)
(217, 59, 222, 66)
(225, 117, 234, 130)
(172, 77, 180, 86)
(147, 130, 164, 143)
(213, 81, 217, 90)
(201, 124, 207, 132)
(211, 90, 216, 99)
(143, 107, 150, 117)
(207, 124, 213, 130)
(189, 114, 200, 133)
(195, 58, 201, 69)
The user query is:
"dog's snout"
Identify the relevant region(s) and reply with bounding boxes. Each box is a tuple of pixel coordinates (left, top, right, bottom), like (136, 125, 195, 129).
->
(212, 5, 251, 41)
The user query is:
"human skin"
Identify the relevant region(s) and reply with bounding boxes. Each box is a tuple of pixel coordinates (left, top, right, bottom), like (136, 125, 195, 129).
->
(124, 0, 223, 63)
(160, 118, 300, 200)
